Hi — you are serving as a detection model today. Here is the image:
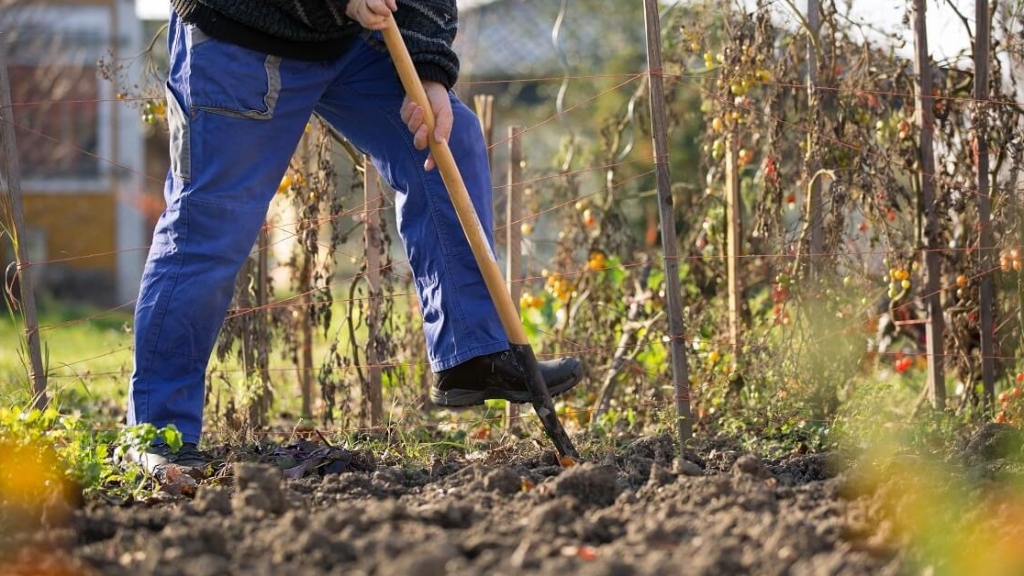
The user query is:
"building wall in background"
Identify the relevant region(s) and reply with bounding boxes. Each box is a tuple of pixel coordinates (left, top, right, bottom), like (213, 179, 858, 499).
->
(3, 0, 145, 306)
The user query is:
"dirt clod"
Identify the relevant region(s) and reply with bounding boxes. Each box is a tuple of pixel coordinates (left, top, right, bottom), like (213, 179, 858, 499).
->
(673, 458, 704, 477)
(646, 461, 675, 488)
(232, 462, 285, 516)
(732, 453, 770, 479)
(482, 466, 522, 495)
(390, 542, 460, 576)
(192, 485, 231, 515)
(548, 463, 619, 507)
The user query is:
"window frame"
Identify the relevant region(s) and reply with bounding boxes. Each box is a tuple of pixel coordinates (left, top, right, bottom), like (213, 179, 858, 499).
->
(6, 4, 114, 194)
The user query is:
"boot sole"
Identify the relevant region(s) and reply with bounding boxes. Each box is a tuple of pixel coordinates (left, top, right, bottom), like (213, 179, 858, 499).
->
(430, 373, 581, 408)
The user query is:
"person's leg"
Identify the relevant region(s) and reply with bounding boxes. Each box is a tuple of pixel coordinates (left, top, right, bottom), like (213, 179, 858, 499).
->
(127, 14, 329, 444)
(314, 35, 507, 372)
(313, 35, 581, 406)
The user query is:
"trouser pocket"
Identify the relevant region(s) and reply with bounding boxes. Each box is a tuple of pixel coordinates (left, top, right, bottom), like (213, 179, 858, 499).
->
(188, 27, 281, 120)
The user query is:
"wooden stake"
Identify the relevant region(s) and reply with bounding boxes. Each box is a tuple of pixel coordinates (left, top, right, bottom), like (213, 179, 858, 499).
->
(297, 134, 316, 421)
(0, 42, 47, 407)
(298, 260, 315, 421)
(364, 159, 384, 427)
(505, 126, 523, 433)
(256, 226, 275, 415)
(474, 94, 495, 170)
(805, 0, 824, 276)
(974, 0, 996, 410)
(725, 134, 743, 357)
(643, 0, 693, 442)
(913, 0, 946, 409)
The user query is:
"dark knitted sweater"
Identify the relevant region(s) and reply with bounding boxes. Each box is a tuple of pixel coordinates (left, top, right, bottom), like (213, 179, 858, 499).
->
(171, 0, 460, 89)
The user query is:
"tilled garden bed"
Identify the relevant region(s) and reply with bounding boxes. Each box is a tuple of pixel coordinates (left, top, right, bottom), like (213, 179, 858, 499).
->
(4, 435, 906, 575)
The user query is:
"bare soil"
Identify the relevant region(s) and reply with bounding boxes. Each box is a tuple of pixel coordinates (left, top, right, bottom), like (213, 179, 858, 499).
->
(4, 434, 909, 576)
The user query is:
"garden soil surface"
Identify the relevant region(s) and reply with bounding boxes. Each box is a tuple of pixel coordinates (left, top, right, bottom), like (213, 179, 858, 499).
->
(6, 434, 912, 576)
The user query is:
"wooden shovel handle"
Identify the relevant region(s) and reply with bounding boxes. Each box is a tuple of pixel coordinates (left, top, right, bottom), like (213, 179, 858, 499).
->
(382, 22, 580, 460)
(380, 23, 529, 346)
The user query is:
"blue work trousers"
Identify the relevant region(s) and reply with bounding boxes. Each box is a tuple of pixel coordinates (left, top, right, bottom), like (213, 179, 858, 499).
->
(128, 14, 507, 443)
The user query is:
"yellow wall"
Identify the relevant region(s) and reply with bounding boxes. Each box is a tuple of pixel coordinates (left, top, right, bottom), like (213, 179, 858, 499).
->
(23, 195, 116, 271)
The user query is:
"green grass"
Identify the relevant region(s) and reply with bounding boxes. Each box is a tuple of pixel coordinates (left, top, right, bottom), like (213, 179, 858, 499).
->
(0, 303, 134, 411)
(0, 292, 422, 425)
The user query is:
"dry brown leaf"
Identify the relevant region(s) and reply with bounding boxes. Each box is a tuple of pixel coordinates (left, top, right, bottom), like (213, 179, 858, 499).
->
(154, 464, 198, 497)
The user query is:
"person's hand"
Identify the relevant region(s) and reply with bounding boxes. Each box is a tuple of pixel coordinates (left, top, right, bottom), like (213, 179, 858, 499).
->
(400, 81, 452, 171)
(345, 0, 397, 30)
